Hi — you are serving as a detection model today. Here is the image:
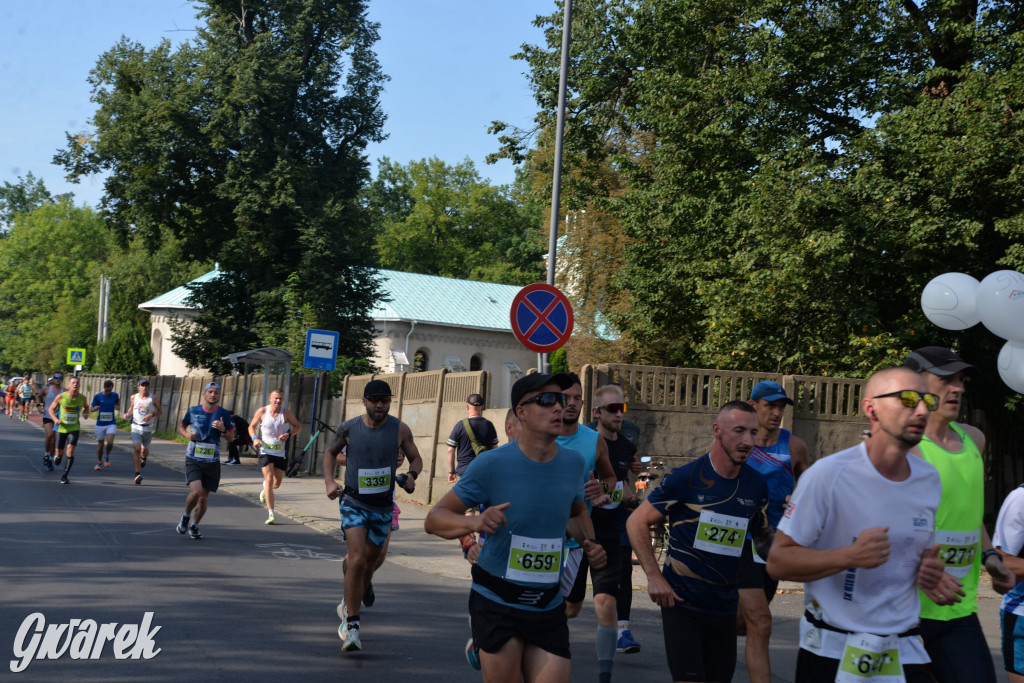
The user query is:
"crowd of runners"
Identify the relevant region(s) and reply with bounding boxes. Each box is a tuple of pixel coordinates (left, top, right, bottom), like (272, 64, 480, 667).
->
(16, 345, 1024, 682)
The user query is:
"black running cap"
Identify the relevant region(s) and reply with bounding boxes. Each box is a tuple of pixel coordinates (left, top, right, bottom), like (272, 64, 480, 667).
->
(904, 346, 978, 378)
(363, 379, 393, 398)
(511, 372, 575, 407)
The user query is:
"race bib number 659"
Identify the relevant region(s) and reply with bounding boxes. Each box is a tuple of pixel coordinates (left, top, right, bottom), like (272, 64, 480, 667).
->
(505, 535, 562, 584)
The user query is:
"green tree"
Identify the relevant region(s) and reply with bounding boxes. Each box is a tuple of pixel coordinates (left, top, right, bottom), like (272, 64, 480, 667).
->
(505, 0, 1024, 383)
(94, 321, 157, 375)
(0, 200, 111, 371)
(0, 173, 71, 233)
(366, 157, 545, 285)
(56, 0, 387, 371)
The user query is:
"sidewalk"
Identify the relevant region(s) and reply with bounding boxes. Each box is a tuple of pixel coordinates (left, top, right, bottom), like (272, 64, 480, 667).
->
(24, 412, 1005, 600)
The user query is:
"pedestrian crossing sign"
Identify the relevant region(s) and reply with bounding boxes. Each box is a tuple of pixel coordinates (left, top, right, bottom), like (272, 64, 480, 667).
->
(66, 348, 86, 365)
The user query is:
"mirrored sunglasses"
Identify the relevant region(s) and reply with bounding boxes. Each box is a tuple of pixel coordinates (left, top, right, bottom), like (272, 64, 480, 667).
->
(872, 390, 939, 411)
(598, 403, 627, 414)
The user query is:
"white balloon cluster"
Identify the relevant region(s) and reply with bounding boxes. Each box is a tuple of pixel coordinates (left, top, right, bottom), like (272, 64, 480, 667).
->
(921, 271, 1024, 393)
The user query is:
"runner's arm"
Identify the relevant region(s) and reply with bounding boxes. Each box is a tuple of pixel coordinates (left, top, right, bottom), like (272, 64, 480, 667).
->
(322, 426, 348, 499)
(123, 395, 134, 421)
(790, 434, 810, 480)
(47, 394, 62, 422)
(176, 417, 195, 441)
(282, 409, 302, 439)
(398, 422, 423, 476)
(767, 527, 890, 582)
(424, 489, 478, 539)
(248, 408, 265, 443)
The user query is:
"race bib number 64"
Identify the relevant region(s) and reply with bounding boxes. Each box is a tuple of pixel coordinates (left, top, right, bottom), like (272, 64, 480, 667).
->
(694, 509, 748, 557)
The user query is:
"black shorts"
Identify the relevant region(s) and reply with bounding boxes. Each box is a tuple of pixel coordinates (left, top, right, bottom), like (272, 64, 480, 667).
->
(469, 589, 570, 660)
(662, 606, 737, 682)
(56, 431, 80, 449)
(795, 648, 934, 683)
(19, 397, 31, 406)
(737, 539, 779, 603)
(43, 417, 54, 425)
(185, 459, 220, 492)
(259, 454, 287, 470)
(589, 532, 623, 597)
(567, 550, 590, 604)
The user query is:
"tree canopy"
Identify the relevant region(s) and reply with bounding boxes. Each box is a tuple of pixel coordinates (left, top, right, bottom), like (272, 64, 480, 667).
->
(502, 0, 1024, 383)
(55, 0, 388, 371)
(365, 157, 545, 285)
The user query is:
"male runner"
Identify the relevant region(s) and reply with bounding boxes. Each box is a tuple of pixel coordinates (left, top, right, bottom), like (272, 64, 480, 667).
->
(425, 372, 607, 683)
(768, 366, 949, 682)
(627, 401, 772, 683)
(124, 379, 161, 484)
(992, 485, 1024, 682)
(249, 388, 302, 525)
(904, 346, 1014, 682)
(558, 373, 616, 620)
(19, 378, 34, 421)
(48, 376, 89, 485)
(175, 382, 234, 539)
(589, 384, 639, 682)
(738, 380, 810, 683)
(323, 379, 423, 652)
(38, 374, 63, 470)
(91, 380, 120, 470)
(447, 393, 499, 482)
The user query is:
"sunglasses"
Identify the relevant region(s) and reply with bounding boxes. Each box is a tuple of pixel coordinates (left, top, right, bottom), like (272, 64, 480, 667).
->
(598, 403, 627, 414)
(872, 390, 939, 411)
(519, 392, 567, 409)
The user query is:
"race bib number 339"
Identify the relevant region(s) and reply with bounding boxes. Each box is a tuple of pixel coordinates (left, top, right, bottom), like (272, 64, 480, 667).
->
(358, 467, 391, 494)
(694, 510, 748, 557)
(506, 535, 562, 584)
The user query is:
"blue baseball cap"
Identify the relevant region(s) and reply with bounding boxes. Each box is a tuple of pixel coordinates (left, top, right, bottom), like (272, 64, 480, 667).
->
(204, 382, 221, 391)
(750, 381, 793, 405)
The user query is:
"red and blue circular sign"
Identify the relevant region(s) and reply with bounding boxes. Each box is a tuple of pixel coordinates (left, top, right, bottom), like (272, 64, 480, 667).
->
(510, 283, 574, 353)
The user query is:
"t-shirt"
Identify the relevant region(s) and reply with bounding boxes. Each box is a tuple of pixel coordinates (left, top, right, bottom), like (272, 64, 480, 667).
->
(447, 416, 499, 475)
(453, 441, 585, 612)
(994, 485, 1024, 617)
(181, 405, 233, 462)
(778, 442, 940, 642)
(592, 434, 636, 533)
(342, 415, 401, 513)
(56, 394, 86, 434)
(746, 429, 796, 529)
(91, 392, 120, 426)
(558, 424, 601, 549)
(647, 454, 770, 616)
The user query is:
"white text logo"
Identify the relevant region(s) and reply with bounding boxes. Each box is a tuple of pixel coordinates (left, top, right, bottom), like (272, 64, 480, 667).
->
(11, 612, 161, 673)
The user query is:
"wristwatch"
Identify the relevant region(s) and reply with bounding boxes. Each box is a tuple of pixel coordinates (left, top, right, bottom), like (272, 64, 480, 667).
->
(982, 548, 1001, 563)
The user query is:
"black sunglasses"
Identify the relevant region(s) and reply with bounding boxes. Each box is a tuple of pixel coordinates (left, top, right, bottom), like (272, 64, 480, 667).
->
(598, 402, 627, 414)
(519, 392, 567, 409)
(872, 390, 939, 411)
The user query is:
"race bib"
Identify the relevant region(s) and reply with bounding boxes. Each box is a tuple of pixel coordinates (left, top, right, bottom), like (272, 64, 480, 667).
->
(99, 412, 114, 421)
(934, 529, 979, 578)
(836, 632, 904, 683)
(599, 481, 624, 510)
(62, 413, 79, 425)
(694, 509, 748, 557)
(506, 535, 563, 584)
(263, 441, 283, 452)
(194, 445, 216, 458)
(358, 466, 391, 494)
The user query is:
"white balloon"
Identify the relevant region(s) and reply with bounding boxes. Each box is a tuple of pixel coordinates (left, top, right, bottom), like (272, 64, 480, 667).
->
(977, 270, 1024, 341)
(920, 272, 980, 330)
(998, 340, 1024, 394)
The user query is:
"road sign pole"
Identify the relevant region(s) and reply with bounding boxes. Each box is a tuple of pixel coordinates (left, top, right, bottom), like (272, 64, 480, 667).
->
(305, 372, 321, 475)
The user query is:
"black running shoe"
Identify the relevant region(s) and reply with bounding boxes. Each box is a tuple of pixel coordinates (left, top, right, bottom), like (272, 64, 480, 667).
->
(188, 525, 202, 540)
(59, 475, 69, 485)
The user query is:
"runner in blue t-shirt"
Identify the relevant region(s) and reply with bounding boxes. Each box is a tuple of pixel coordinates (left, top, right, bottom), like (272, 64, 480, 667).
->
(90, 380, 120, 470)
(174, 382, 234, 540)
(426, 372, 608, 683)
(627, 401, 771, 683)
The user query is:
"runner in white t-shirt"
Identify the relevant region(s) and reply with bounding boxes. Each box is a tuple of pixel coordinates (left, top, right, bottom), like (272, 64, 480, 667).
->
(123, 379, 162, 485)
(993, 486, 1024, 681)
(768, 366, 948, 683)
(248, 389, 302, 525)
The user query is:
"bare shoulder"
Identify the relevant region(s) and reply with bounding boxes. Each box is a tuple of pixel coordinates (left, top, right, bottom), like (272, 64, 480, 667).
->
(959, 422, 986, 452)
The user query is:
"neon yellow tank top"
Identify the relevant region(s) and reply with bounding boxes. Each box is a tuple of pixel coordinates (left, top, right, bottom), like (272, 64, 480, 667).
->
(917, 422, 984, 620)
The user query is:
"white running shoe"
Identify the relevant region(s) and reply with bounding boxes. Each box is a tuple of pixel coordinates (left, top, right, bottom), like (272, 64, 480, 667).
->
(340, 625, 361, 652)
(259, 487, 266, 504)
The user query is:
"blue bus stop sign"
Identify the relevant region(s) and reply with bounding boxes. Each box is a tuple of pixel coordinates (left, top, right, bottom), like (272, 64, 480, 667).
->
(304, 329, 340, 371)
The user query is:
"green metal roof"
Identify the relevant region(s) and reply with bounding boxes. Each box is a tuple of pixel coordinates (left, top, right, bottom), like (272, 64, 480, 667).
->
(138, 269, 226, 311)
(373, 270, 520, 331)
(140, 268, 523, 332)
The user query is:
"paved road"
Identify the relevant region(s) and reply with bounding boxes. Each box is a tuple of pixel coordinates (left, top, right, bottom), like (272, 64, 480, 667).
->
(0, 411, 1010, 681)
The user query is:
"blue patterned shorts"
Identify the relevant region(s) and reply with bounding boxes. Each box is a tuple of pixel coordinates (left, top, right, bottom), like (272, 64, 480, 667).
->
(339, 500, 393, 547)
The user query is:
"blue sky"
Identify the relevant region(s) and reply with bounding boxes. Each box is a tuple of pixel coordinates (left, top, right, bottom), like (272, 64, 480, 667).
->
(0, 1, 557, 208)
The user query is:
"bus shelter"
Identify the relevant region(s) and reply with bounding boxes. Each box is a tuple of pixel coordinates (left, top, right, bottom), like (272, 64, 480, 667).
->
(222, 347, 294, 415)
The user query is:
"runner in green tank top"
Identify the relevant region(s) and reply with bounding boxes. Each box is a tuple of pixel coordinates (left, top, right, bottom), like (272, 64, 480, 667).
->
(47, 376, 90, 485)
(905, 347, 1015, 683)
